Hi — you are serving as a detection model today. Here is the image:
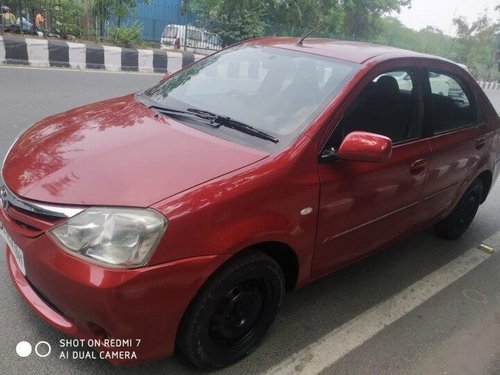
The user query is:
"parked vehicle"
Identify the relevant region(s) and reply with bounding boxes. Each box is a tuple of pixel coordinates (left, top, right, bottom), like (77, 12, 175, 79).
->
(1, 38, 499, 370)
(160, 24, 223, 52)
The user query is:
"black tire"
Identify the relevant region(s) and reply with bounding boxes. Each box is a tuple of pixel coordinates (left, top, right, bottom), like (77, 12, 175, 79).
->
(176, 251, 285, 370)
(435, 179, 484, 239)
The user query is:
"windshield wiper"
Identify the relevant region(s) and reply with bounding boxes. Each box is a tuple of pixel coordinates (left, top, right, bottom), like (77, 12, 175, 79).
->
(186, 108, 279, 144)
(148, 105, 279, 144)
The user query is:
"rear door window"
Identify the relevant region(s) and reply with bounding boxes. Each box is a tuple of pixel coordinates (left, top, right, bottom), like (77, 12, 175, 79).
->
(427, 71, 477, 133)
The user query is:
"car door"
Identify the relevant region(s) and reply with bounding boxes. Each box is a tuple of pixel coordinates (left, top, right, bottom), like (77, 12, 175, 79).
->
(312, 66, 432, 278)
(420, 69, 489, 220)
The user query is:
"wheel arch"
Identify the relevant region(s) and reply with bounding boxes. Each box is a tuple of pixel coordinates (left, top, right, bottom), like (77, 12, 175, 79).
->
(179, 241, 300, 329)
(175, 241, 300, 358)
(236, 241, 300, 292)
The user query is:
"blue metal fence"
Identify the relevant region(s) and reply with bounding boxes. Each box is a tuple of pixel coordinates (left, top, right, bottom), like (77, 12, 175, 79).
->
(111, 0, 195, 42)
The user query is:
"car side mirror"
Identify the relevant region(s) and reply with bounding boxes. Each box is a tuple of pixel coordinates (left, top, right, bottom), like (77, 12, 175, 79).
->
(329, 131, 392, 163)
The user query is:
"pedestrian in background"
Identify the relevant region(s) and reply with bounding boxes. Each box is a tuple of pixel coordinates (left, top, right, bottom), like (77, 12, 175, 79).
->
(35, 11, 44, 29)
(1, 6, 15, 28)
(17, 10, 32, 32)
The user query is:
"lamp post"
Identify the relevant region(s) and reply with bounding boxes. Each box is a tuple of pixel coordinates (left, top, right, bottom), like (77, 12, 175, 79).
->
(496, 31, 500, 74)
(0, 0, 4, 36)
(182, 0, 189, 51)
(17, 0, 23, 35)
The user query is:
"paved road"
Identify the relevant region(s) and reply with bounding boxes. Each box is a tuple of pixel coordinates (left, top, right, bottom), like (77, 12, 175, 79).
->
(0, 65, 500, 375)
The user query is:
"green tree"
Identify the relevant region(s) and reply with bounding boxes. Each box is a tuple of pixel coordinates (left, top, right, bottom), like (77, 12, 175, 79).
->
(190, 0, 411, 42)
(190, 0, 270, 45)
(341, 0, 411, 39)
(268, 0, 343, 34)
(453, 11, 499, 80)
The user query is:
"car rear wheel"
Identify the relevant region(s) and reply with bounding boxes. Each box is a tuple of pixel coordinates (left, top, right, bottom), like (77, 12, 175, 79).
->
(176, 251, 285, 369)
(435, 179, 484, 239)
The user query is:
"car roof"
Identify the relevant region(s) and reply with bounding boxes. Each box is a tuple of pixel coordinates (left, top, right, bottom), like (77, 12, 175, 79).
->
(247, 37, 447, 65)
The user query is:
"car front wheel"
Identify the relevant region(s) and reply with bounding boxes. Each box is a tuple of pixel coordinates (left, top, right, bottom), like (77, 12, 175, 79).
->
(176, 251, 285, 369)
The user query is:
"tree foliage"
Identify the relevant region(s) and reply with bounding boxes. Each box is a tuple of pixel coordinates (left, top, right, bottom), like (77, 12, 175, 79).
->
(190, 0, 269, 45)
(190, 0, 499, 80)
(341, 0, 411, 39)
(373, 11, 499, 80)
(191, 0, 411, 42)
(452, 12, 499, 80)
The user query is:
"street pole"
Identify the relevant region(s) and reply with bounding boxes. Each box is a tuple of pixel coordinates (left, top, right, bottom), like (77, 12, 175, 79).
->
(496, 31, 500, 77)
(183, 0, 188, 51)
(0, 0, 4, 36)
(17, 0, 22, 35)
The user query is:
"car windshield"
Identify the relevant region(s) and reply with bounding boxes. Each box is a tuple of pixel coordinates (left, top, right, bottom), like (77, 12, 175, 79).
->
(143, 45, 359, 149)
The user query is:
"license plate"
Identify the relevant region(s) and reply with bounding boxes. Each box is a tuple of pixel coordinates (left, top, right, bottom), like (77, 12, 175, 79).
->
(0, 221, 26, 275)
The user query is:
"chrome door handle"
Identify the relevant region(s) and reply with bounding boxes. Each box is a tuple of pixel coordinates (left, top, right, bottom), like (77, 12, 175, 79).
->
(410, 159, 428, 175)
(475, 138, 487, 150)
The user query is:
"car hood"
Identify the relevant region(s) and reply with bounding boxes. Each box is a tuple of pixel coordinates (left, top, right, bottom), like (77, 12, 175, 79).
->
(2, 95, 268, 207)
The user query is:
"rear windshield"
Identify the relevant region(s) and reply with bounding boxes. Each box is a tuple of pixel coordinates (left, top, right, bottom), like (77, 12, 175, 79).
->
(144, 45, 359, 150)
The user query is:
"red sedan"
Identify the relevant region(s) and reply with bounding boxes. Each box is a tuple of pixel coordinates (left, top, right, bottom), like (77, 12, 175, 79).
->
(1, 38, 499, 369)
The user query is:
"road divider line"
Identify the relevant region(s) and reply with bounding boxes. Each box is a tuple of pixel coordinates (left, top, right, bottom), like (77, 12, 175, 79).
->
(264, 243, 495, 375)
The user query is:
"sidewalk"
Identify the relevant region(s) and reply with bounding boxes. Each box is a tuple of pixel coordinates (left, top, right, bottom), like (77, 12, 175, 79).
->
(0, 35, 204, 73)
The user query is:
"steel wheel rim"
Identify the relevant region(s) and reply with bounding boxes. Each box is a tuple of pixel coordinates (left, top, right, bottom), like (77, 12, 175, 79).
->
(208, 278, 270, 348)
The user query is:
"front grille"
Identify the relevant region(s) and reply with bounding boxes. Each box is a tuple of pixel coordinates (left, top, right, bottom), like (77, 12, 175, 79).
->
(3, 204, 61, 237)
(0, 185, 79, 237)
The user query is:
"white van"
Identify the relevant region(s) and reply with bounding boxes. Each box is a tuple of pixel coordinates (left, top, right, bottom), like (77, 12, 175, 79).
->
(160, 24, 223, 52)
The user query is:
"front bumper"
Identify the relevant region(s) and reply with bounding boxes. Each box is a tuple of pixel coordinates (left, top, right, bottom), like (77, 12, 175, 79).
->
(3, 209, 229, 365)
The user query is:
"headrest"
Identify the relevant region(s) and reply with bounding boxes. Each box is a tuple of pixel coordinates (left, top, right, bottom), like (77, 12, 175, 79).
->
(376, 75, 399, 97)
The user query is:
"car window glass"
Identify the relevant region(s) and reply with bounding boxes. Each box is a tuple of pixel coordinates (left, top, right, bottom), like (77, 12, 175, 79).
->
(428, 71, 476, 133)
(332, 69, 421, 146)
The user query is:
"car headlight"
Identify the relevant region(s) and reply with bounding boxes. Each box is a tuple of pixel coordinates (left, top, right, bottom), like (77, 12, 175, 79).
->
(48, 207, 167, 268)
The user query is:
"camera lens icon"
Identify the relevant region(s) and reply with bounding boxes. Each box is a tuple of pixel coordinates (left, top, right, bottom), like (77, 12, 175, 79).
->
(15, 341, 32, 357)
(16, 341, 51, 358)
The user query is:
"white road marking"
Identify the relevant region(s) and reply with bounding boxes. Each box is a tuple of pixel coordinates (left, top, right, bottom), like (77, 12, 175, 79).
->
(264, 245, 494, 375)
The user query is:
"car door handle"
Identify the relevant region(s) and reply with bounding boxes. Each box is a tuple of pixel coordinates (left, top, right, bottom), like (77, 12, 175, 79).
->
(410, 159, 428, 175)
(475, 138, 487, 150)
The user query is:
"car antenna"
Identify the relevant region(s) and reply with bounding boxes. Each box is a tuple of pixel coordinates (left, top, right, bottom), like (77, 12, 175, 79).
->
(297, 25, 321, 46)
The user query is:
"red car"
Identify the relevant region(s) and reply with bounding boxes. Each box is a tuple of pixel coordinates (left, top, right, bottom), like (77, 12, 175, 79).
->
(1, 38, 499, 369)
